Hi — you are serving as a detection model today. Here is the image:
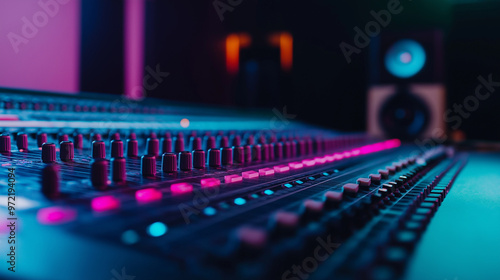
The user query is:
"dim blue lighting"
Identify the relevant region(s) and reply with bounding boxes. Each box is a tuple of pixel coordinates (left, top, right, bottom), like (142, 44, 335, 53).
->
(385, 39, 426, 78)
(121, 230, 139, 245)
(234, 197, 246, 205)
(322, 172, 329, 176)
(264, 189, 274, 195)
(251, 193, 259, 199)
(147, 222, 167, 237)
(203, 207, 217, 216)
(295, 180, 304, 184)
(308, 176, 316, 181)
(284, 183, 293, 188)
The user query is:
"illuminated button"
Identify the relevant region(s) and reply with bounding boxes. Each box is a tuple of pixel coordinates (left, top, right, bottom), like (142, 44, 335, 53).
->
(302, 159, 316, 167)
(314, 157, 326, 164)
(136, 188, 162, 203)
(242, 171, 259, 179)
(357, 178, 371, 187)
(289, 162, 304, 169)
(343, 183, 359, 195)
(201, 178, 221, 187)
(171, 182, 193, 195)
(259, 168, 275, 176)
(234, 197, 246, 205)
(37, 206, 77, 225)
(225, 174, 243, 183)
(379, 169, 389, 179)
(147, 222, 168, 237)
(91, 196, 120, 212)
(274, 165, 290, 173)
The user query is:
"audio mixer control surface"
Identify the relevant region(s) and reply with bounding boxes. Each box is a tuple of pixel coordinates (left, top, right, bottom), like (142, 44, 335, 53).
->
(0, 91, 498, 280)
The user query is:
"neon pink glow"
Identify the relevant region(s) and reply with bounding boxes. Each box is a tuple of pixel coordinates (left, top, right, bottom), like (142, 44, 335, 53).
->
(351, 149, 361, 156)
(136, 188, 162, 203)
(333, 153, 344, 160)
(224, 174, 243, 183)
(289, 162, 304, 169)
(0, 0, 81, 93)
(201, 178, 221, 187)
(91, 196, 120, 212)
(324, 155, 335, 162)
(274, 165, 290, 173)
(259, 168, 275, 176)
(242, 171, 259, 179)
(302, 159, 316, 167)
(171, 183, 193, 194)
(124, 0, 145, 100)
(314, 157, 326, 164)
(37, 206, 77, 225)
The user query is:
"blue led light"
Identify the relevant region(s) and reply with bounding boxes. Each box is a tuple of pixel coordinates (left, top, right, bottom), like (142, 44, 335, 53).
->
(308, 176, 316, 181)
(147, 222, 167, 237)
(121, 230, 139, 245)
(203, 207, 217, 216)
(234, 197, 246, 205)
(384, 39, 426, 78)
(295, 180, 304, 184)
(322, 172, 329, 176)
(251, 193, 259, 199)
(264, 189, 274, 195)
(284, 183, 293, 188)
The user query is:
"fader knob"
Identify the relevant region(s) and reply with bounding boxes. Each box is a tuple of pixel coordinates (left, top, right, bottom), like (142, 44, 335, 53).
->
(110, 140, 124, 158)
(0, 134, 11, 153)
(110, 157, 126, 183)
(146, 138, 160, 156)
(191, 137, 202, 151)
(205, 136, 216, 150)
(233, 146, 244, 163)
(161, 153, 177, 173)
(91, 159, 109, 190)
(60, 141, 74, 161)
(58, 134, 69, 143)
(92, 140, 106, 159)
(74, 134, 83, 149)
(42, 143, 56, 163)
(208, 149, 221, 167)
(16, 133, 28, 151)
(37, 132, 48, 147)
(141, 155, 157, 177)
(41, 164, 60, 198)
(174, 137, 185, 153)
(179, 151, 192, 171)
(193, 150, 206, 169)
(221, 147, 233, 165)
(127, 139, 138, 157)
(161, 137, 172, 154)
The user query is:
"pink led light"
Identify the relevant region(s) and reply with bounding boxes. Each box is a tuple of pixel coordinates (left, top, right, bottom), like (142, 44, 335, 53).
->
(314, 157, 326, 164)
(324, 155, 335, 162)
(351, 149, 361, 156)
(171, 183, 193, 195)
(259, 168, 275, 176)
(289, 162, 304, 169)
(201, 178, 221, 187)
(333, 153, 344, 160)
(274, 165, 290, 173)
(136, 188, 162, 203)
(91, 196, 120, 212)
(343, 152, 352, 158)
(242, 171, 259, 179)
(225, 174, 243, 183)
(37, 207, 77, 225)
(302, 159, 316, 167)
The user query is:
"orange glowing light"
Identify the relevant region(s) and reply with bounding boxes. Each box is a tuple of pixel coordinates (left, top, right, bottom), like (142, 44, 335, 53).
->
(269, 32, 293, 72)
(226, 34, 240, 75)
(180, 118, 190, 128)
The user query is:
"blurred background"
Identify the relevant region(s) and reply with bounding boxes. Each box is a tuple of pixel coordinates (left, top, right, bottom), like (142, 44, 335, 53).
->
(1, 0, 500, 140)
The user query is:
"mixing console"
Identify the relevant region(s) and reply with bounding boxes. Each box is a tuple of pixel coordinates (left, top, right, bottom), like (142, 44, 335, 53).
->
(0, 91, 474, 280)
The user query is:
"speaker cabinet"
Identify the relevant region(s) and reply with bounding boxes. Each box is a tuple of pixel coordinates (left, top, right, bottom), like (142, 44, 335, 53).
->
(367, 30, 445, 140)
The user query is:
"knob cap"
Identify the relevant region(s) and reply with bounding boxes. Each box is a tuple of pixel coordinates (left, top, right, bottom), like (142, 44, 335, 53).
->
(110, 140, 124, 158)
(244, 145, 252, 163)
(37, 132, 47, 147)
(174, 137, 185, 153)
(110, 132, 120, 141)
(127, 139, 138, 157)
(205, 136, 216, 150)
(261, 144, 270, 161)
(191, 137, 202, 151)
(111, 157, 126, 182)
(161, 153, 177, 173)
(161, 137, 172, 154)
(146, 138, 159, 156)
(252, 144, 262, 162)
(60, 141, 74, 161)
(193, 150, 206, 169)
(141, 155, 156, 177)
(92, 140, 106, 159)
(16, 133, 28, 151)
(91, 159, 108, 190)
(0, 134, 11, 153)
(273, 142, 283, 159)
(179, 151, 192, 171)
(219, 136, 229, 148)
(58, 134, 69, 143)
(41, 164, 60, 198)
(232, 135, 241, 147)
(42, 143, 56, 163)
(91, 133, 102, 142)
(283, 142, 292, 158)
(74, 134, 83, 149)
(221, 147, 233, 165)
(208, 149, 221, 167)
(233, 146, 244, 163)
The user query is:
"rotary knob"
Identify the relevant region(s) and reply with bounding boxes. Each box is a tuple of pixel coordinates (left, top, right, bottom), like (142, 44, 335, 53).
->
(161, 153, 177, 173)
(42, 143, 56, 163)
(60, 141, 74, 161)
(179, 151, 192, 171)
